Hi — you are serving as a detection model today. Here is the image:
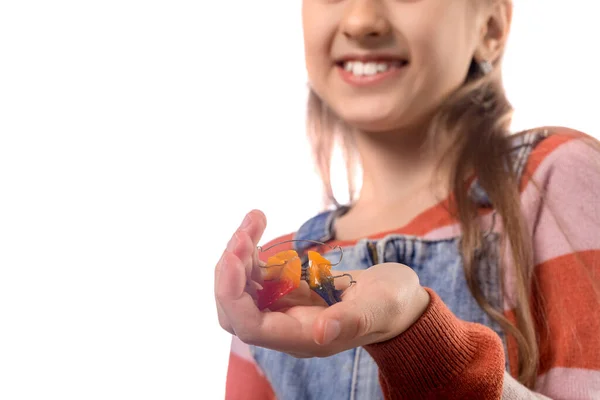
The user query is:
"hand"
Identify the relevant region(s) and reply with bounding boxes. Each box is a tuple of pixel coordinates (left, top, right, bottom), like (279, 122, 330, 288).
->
(214, 210, 430, 358)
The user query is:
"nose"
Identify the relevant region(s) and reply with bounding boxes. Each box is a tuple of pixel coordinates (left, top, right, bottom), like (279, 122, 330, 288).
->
(341, 0, 390, 43)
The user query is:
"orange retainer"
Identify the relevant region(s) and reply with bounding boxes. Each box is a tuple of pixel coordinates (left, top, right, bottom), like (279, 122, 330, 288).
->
(256, 249, 340, 310)
(257, 250, 302, 310)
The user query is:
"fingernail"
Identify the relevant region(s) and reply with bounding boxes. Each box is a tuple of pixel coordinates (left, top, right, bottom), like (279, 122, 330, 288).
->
(226, 233, 238, 252)
(240, 214, 252, 230)
(321, 320, 341, 345)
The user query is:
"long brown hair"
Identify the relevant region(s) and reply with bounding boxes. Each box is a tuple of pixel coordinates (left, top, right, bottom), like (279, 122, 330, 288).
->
(306, 42, 546, 392)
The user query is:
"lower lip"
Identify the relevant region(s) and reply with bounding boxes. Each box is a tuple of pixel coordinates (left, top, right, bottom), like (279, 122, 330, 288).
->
(337, 64, 407, 87)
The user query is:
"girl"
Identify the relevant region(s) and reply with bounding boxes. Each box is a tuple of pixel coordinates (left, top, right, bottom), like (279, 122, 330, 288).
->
(215, 0, 600, 398)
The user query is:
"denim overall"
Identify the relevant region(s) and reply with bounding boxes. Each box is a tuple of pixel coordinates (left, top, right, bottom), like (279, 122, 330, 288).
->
(249, 130, 548, 400)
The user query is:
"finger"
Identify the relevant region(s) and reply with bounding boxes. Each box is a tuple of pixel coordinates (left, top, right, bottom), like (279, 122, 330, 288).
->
(218, 251, 327, 350)
(226, 209, 266, 265)
(215, 231, 241, 292)
(228, 299, 324, 353)
(230, 230, 254, 274)
(238, 209, 267, 246)
(214, 210, 266, 335)
(216, 249, 271, 340)
(233, 230, 264, 299)
(312, 298, 383, 347)
(214, 251, 245, 334)
(237, 210, 267, 283)
(311, 299, 362, 346)
(215, 251, 248, 301)
(214, 233, 241, 334)
(215, 249, 265, 334)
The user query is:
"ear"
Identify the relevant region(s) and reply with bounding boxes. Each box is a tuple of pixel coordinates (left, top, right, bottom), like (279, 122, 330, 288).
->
(474, 0, 513, 64)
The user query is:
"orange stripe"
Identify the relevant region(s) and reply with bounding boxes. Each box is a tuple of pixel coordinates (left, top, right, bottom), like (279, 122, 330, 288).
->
(504, 250, 600, 378)
(328, 197, 498, 248)
(329, 198, 457, 248)
(226, 353, 276, 400)
(534, 250, 600, 374)
(395, 198, 457, 236)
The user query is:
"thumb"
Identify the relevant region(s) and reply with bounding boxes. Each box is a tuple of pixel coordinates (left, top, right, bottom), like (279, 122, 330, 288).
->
(312, 299, 377, 346)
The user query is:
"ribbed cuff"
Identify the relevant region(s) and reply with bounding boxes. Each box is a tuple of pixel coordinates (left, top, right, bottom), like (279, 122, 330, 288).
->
(363, 288, 482, 398)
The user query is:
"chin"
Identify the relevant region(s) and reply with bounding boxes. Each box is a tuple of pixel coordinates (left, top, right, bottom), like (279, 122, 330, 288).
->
(344, 117, 398, 133)
(333, 105, 409, 133)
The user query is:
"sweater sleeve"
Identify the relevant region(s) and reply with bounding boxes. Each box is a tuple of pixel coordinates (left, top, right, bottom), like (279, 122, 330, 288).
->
(364, 288, 509, 399)
(363, 133, 600, 399)
(363, 288, 563, 399)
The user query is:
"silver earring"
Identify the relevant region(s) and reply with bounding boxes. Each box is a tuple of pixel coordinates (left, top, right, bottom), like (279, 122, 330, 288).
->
(479, 60, 493, 75)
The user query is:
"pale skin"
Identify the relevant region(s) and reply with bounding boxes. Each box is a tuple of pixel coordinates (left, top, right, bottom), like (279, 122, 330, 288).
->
(215, 0, 511, 357)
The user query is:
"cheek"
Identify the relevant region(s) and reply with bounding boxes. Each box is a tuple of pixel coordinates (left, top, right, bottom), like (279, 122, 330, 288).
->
(302, 5, 338, 85)
(400, 5, 474, 83)
(407, 26, 473, 102)
(303, 33, 333, 95)
(426, 18, 475, 82)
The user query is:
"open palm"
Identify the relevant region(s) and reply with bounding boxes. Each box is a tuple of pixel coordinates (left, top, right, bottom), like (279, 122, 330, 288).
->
(214, 210, 429, 359)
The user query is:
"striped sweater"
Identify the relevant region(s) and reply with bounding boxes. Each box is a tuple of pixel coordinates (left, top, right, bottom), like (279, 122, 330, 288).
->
(225, 128, 600, 399)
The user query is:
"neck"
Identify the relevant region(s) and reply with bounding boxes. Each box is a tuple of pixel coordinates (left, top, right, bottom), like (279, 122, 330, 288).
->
(351, 123, 454, 211)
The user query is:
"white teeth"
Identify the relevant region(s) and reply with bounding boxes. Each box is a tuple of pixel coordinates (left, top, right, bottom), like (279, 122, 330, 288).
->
(343, 61, 396, 76)
(364, 62, 377, 75)
(376, 63, 388, 72)
(352, 62, 364, 76)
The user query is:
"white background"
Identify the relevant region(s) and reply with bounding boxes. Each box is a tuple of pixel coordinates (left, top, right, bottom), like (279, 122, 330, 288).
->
(0, 1, 598, 399)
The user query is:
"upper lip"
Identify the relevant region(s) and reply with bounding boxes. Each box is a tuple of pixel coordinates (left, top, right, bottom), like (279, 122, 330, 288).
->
(334, 53, 409, 63)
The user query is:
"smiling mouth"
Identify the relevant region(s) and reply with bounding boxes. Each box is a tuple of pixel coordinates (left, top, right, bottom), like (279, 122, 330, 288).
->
(335, 60, 409, 77)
